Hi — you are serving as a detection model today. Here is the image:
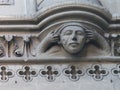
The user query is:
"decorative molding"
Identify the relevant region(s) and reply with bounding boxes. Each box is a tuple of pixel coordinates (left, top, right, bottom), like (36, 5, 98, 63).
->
(87, 64, 108, 81)
(0, 21, 113, 61)
(63, 65, 84, 81)
(0, 29, 119, 60)
(17, 66, 37, 82)
(112, 64, 120, 79)
(39, 65, 60, 82)
(0, 66, 14, 82)
(0, 64, 117, 82)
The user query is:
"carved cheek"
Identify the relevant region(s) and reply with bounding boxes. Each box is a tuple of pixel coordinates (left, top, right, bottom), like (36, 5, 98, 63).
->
(77, 36, 85, 43)
(61, 36, 69, 45)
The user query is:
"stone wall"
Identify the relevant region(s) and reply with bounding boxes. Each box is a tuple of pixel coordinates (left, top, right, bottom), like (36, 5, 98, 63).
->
(0, 0, 119, 90)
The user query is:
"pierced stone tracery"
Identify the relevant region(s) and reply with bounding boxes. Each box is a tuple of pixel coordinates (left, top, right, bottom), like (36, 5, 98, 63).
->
(0, 66, 14, 82)
(87, 64, 108, 81)
(0, 64, 116, 82)
(112, 64, 120, 79)
(63, 65, 84, 81)
(39, 65, 60, 82)
(17, 66, 37, 82)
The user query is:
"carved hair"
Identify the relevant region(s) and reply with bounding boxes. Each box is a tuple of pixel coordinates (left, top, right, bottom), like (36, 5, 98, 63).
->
(54, 22, 90, 44)
(56, 22, 88, 35)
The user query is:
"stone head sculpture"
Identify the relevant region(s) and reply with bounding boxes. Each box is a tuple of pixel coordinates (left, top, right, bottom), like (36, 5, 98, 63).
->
(37, 22, 111, 57)
(57, 23, 87, 54)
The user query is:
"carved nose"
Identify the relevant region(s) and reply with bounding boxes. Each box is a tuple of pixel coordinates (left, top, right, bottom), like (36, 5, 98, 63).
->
(72, 35, 77, 41)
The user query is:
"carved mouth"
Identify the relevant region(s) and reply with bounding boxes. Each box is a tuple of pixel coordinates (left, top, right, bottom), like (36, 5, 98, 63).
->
(69, 43, 78, 47)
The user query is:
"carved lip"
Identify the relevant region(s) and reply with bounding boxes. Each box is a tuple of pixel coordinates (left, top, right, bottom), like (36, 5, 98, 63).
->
(69, 42, 79, 47)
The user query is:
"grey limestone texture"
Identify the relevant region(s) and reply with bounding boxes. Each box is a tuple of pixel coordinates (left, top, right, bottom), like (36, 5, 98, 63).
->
(0, 0, 119, 90)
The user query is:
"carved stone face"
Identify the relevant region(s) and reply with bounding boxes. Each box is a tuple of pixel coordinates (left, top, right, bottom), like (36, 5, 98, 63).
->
(60, 25, 86, 54)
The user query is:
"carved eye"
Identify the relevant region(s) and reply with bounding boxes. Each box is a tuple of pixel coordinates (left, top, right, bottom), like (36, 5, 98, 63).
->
(64, 30, 72, 35)
(76, 31, 83, 35)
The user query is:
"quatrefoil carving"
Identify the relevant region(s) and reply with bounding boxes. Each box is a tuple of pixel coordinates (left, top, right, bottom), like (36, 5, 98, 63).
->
(112, 64, 120, 78)
(87, 64, 108, 81)
(17, 66, 37, 82)
(39, 65, 60, 82)
(0, 66, 14, 82)
(63, 65, 84, 81)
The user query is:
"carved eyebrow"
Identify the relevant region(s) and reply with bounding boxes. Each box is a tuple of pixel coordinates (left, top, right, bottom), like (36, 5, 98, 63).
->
(76, 31, 82, 34)
(63, 30, 72, 35)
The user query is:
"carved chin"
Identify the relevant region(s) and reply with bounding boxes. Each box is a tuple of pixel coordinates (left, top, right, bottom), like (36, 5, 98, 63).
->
(63, 46, 82, 54)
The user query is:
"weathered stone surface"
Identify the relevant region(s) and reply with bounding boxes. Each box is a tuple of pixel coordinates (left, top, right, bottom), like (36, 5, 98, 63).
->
(0, 0, 119, 90)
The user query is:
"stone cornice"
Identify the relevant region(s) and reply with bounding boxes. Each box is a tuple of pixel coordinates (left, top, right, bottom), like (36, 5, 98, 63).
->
(0, 4, 112, 31)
